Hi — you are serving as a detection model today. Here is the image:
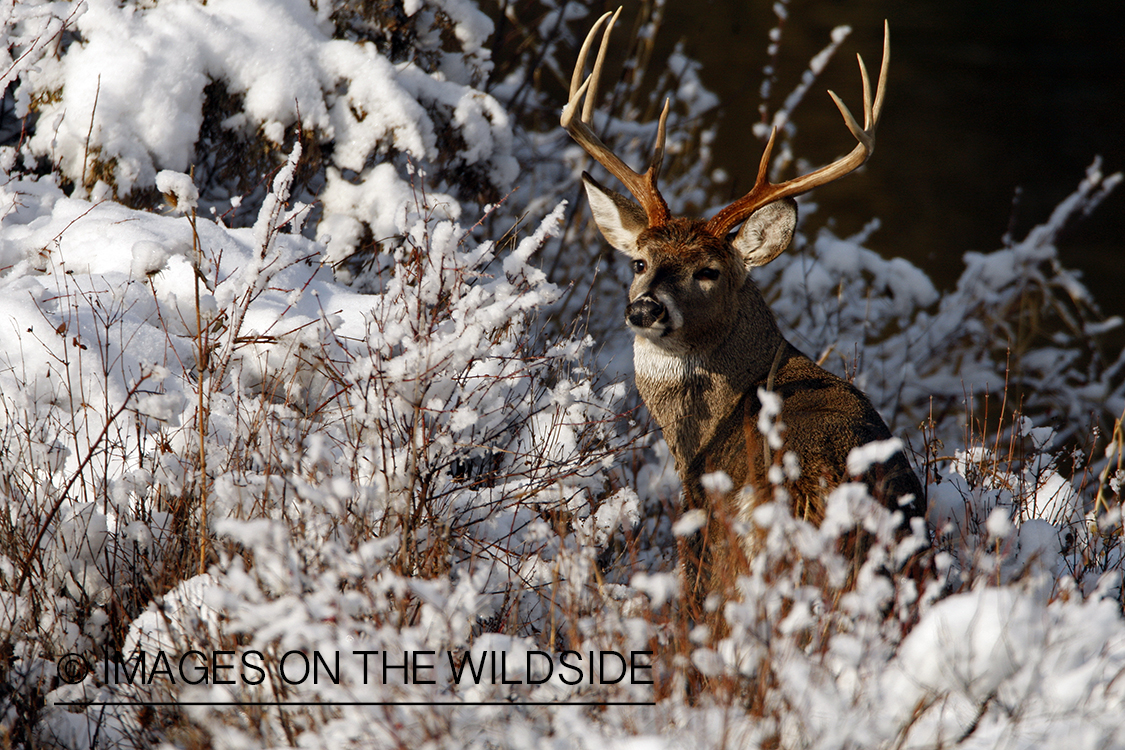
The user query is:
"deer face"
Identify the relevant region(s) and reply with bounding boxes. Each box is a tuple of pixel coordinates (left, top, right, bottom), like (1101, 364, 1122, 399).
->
(583, 174, 798, 355)
(623, 221, 739, 350)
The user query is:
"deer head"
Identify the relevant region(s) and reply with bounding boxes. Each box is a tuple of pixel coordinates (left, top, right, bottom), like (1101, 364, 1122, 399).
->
(562, 9, 888, 361)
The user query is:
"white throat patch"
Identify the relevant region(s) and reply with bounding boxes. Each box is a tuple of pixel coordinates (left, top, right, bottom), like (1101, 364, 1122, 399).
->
(632, 336, 697, 382)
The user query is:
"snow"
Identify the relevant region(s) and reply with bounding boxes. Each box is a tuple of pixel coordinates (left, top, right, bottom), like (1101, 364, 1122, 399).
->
(845, 437, 904, 476)
(672, 509, 707, 537)
(18, 0, 517, 268)
(700, 470, 734, 495)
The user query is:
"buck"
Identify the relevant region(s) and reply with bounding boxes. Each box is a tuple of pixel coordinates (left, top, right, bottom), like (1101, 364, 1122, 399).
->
(563, 11, 926, 588)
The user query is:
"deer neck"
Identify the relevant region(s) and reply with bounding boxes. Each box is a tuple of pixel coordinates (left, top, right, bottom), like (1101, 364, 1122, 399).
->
(632, 283, 787, 471)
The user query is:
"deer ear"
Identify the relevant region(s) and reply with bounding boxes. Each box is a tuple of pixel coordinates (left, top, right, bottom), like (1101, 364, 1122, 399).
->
(731, 198, 797, 268)
(582, 172, 648, 255)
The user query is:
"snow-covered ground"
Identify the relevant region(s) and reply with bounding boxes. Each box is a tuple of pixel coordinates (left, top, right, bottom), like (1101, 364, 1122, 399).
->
(2, 1, 1124, 747)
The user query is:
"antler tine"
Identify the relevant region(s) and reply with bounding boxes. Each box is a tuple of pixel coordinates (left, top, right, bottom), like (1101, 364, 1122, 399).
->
(873, 20, 890, 124)
(582, 9, 615, 124)
(569, 11, 612, 103)
(561, 7, 670, 226)
(705, 22, 890, 238)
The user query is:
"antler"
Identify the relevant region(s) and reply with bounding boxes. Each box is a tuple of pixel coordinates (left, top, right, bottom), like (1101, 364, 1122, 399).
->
(705, 21, 890, 238)
(561, 8, 671, 226)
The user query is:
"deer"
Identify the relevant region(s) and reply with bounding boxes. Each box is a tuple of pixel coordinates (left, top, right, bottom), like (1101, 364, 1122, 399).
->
(562, 11, 926, 598)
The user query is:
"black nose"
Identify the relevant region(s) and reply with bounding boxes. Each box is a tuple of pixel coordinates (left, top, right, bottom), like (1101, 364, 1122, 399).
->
(626, 297, 665, 328)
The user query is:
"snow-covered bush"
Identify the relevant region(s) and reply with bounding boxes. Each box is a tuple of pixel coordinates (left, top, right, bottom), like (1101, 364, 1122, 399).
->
(0, 146, 640, 744)
(6, 0, 517, 272)
(757, 160, 1125, 448)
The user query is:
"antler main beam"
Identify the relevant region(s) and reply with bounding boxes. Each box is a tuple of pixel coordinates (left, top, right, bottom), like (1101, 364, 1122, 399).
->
(561, 8, 671, 226)
(705, 21, 890, 238)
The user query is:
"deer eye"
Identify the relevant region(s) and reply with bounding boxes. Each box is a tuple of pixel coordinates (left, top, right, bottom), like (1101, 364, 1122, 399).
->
(694, 267, 721, 281)
(631, 259, 647, 274)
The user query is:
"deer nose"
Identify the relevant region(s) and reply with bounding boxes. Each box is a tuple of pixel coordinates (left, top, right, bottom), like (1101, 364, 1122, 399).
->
(626, 296, 665, 328)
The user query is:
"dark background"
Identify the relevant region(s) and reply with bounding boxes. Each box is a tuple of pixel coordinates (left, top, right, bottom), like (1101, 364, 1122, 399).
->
(655, 0, 1123, 340)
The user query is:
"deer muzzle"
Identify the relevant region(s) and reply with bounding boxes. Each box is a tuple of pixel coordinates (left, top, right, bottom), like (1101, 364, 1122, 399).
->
(626, 296, 666, 331)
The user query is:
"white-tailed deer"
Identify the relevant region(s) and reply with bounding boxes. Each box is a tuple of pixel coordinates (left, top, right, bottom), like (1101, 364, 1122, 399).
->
(563, 11, 925, 591)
